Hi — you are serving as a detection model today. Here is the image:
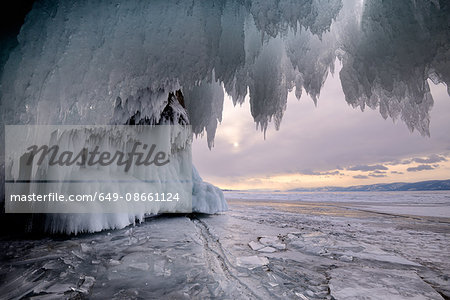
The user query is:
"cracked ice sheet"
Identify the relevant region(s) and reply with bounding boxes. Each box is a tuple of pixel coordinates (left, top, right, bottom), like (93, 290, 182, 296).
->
(0, 217, 231, 299)
(201, 199, 450, 299)
(329, 267, 443, 300)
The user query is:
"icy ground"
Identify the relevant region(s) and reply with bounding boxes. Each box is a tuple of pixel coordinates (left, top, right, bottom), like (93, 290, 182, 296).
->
(0, 195, 449, 299)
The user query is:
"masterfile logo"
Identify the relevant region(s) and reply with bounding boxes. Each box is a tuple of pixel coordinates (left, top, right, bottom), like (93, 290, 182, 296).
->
(25, 141, 171, 172)
(5, 125, 193, 214)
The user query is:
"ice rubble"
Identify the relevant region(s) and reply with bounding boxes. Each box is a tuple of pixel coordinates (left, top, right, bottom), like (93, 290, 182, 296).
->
(1, 196, 448, 299)
(329, 267, 444, 300)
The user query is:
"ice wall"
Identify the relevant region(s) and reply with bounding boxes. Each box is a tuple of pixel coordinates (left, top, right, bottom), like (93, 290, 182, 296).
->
(4, 104, 226, 234)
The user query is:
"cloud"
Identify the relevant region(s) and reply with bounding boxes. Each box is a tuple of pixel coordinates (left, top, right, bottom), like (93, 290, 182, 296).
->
(387, 160, 399, 165)
(391, 171, 403, 174)
(347, 164, 388, 172)
(372, 170, 386, 174)
(388, 154, 448, 166)
(300, 169, 342, 176)
(353, 175, 369, 179)
(369, 173, 387, 178)
(387, 159, 411, 165)
(406, 164, 435, 172)
(411, 154, 447, 164)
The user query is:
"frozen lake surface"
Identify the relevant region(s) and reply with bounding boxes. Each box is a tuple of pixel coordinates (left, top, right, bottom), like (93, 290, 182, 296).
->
(226, 191, 450, 218)
(1, 191, 449, 299)
(225, 190, 450, 205)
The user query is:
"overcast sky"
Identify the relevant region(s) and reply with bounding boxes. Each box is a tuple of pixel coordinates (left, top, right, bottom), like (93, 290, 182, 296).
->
(192, 64, 450, 190)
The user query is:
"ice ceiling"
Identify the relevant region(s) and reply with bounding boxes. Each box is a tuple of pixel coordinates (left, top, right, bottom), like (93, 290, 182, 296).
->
(1, 0, 449, 147)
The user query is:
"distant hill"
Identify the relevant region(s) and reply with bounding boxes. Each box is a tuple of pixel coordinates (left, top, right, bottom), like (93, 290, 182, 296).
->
(288, 179, 450, 192)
